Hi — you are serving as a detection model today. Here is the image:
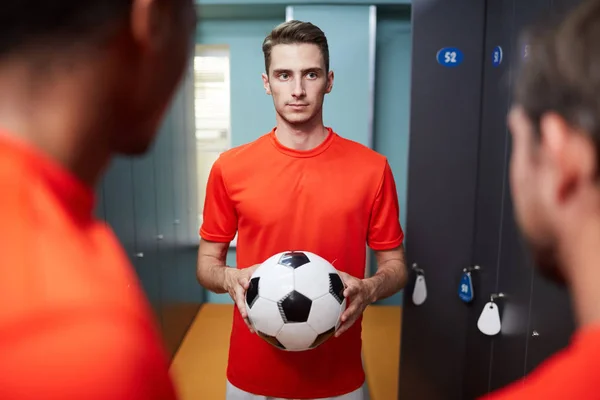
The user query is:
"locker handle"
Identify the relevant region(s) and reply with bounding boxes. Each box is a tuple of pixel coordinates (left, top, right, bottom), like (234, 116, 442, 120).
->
(490, 292, 505, 302)
(463, 265, 481, 273)
(411, 263, 424, 275)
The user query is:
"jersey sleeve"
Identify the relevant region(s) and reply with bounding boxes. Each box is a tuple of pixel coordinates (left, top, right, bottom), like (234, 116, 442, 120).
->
(199, 155, 238, 242)
(0, 314, 177, 400)
(367, 160, 404, 250)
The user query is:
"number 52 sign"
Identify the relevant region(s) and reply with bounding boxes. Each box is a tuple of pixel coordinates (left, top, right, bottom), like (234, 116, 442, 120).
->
(436, 47, 464, 67)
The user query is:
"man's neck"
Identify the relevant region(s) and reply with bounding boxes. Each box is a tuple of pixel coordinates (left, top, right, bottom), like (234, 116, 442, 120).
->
(561, 211, 600, 329)
(0, 58, 111, 187)
(274, 113, 329, 151)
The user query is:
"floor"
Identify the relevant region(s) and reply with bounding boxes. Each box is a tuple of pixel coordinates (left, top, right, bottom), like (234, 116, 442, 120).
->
(169, 303, 402, 400)
(160, 303, 202, 358)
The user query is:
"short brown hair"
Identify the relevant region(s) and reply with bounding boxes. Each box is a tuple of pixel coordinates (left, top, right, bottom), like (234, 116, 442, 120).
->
(262, 20, 329, 74)
(513, 0, 600, 157)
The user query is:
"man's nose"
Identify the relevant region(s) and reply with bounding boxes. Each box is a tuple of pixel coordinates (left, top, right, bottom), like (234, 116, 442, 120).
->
(292, 81, 305, 97)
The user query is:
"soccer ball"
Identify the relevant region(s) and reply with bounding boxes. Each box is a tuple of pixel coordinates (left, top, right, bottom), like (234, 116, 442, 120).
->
(245, 251, 347, 351)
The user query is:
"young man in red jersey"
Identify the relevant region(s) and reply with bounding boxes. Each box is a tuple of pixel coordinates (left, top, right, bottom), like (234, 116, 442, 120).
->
(196, 20, 408, 400)
(483, 0, 600, 398)
(0, 1, 196, 399)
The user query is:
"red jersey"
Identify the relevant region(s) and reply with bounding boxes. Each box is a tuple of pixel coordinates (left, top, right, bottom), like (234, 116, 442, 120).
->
(200, 127, 404, 399)
(0, 134, 177, 400)
(481, 325, 600, 400)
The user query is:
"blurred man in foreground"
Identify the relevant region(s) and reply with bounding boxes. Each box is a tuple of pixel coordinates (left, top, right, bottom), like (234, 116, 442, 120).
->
(484, 0, 600, 398)
(0, 1, 196, 399)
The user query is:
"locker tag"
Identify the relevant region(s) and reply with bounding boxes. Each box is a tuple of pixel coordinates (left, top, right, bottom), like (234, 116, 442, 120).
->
(412, 274, 427, 306)
(458, 271, 474, 303)
(478, 302, 501, 336)
(492, 46, 503, 67)
(436, 47, 464, 67)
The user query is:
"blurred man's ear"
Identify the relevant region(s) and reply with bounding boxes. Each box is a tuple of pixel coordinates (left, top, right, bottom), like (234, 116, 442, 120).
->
(130, 0, 173, 52)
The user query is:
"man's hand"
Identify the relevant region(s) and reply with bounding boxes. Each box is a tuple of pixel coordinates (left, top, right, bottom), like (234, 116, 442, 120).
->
(334, 271, 375, 338)
(223, 264, 260, 333)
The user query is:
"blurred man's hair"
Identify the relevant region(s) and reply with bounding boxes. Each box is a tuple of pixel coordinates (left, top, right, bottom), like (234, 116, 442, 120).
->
(0, 1, 133, 58)
(513, 0, 600, 162)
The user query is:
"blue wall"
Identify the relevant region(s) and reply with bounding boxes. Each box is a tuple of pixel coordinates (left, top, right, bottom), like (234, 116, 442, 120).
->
(197, 8, 412, 305)
(371, 11, 412, 306)
(197, 17, 284, 303)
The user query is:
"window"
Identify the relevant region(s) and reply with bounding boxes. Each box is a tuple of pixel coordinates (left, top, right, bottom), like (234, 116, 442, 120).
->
(194, 44, 238, 246)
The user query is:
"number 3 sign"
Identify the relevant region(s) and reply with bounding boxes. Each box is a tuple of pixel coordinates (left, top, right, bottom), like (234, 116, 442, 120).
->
(436, 47, 464, 67)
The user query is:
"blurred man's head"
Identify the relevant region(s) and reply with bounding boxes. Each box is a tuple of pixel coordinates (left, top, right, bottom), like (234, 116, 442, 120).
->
(261, 20, 334, 127)
(0, 0, 196, 155)
(508, 0, 600, 284)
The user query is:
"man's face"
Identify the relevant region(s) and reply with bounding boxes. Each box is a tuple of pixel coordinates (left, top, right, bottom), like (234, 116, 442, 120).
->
(110, 0, 197, 155)
(262, 43, 333, 126)
(508, 105, 597, 285)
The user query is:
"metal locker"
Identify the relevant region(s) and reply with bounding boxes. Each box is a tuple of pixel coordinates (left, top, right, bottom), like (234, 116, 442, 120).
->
(398, 1, 487, 398)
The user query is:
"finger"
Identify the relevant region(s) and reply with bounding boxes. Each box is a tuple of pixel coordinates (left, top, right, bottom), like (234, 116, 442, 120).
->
(340, 303, 358, 323)
(235, 294, 255, 334)
(343, 284, 359, 298)
(239, 276, 250, 290)
(235, 285, 248, 318)
(337, 271, 351, 282)
(335, 315, 358, 337)
(235, 284, 255, 333)
(244, 317, 255, 334)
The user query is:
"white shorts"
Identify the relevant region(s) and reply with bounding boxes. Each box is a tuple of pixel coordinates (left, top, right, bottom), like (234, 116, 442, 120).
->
(225, 380, 366, 400)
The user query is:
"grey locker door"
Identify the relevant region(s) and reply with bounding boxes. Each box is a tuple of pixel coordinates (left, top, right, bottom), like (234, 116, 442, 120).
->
(154, 108, 177, 342)
(103, 156, 136, 264)
(461, 0, 515, 397)
(484, 0, 555, 394)
(397, 1, 487, 399)
(171, 87, 191, 249)
(131, 147, 162, 323)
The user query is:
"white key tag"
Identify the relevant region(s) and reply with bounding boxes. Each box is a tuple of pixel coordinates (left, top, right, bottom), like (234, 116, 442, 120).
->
(412, 269, 427, 306)
(478, 293, 504, 336)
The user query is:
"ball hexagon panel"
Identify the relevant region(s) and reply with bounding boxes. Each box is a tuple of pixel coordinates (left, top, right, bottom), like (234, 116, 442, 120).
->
(257, 331, 286, 350)
(310, 327, 336, 349)
(248, 297, 285, 337)
(278, 290, 312, 323)
(276, 322, 319, 351)
(257, 263, 294, 302)
(293, 262, 332, 300)
(278, 251, 311, 269)
(306, 293, 343, 334)
(246, 277, 260, 309)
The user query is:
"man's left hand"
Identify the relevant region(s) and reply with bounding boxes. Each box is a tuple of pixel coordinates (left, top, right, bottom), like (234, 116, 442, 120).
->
(335, 271, 374, 337)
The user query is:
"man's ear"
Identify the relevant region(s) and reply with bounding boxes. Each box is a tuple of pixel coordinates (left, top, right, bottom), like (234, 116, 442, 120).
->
(262, 73, 271, 95)
(325, 70, 334, 94)
(130, 0, 171, 51)
(540, 112, 596, 203)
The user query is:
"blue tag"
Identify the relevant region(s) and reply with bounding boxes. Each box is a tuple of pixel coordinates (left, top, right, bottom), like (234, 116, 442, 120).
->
(492, 46, 503, 67)
(458, 272, 474, 303)
(436, 47, 464, 67)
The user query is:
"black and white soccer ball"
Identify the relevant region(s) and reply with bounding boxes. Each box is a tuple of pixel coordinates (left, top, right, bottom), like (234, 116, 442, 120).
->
(245, 250, 347, 351)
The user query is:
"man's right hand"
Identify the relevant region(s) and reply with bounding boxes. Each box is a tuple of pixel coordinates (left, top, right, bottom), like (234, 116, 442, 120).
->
(223, 265, 260, 333)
